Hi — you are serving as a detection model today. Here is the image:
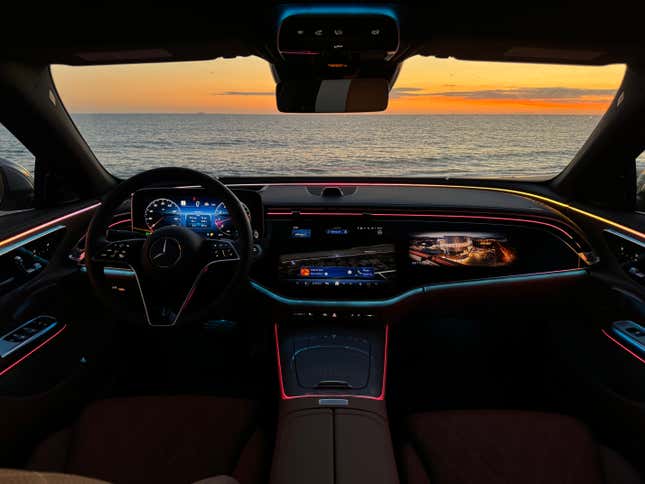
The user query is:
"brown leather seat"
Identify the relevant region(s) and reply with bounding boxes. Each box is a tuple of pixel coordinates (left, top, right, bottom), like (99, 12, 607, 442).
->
(27, 396, 270, 484)
(400, 411, 643, 484)
(0, 469, 109, 483)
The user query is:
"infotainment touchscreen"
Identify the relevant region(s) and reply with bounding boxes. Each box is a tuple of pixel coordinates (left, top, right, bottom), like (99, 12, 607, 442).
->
(278, 244, 396, 288)
(409, 231, 516, 267)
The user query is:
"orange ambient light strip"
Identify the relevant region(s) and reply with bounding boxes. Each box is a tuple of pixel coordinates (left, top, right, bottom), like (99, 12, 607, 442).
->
(232, 182, 645, 241)
(0, 202, 100, 251)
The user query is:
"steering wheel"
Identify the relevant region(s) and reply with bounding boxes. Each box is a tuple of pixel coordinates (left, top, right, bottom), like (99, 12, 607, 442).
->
(85, 168, 253, 326)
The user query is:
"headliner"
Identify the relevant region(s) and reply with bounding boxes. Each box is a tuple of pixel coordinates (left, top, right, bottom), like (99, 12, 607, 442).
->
(1, 1, 643, 67)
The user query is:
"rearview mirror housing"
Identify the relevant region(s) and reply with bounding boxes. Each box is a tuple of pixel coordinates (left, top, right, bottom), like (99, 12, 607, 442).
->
(277, 78, 389, 113)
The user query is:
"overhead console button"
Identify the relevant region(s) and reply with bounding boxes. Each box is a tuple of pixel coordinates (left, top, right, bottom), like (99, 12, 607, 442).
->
(277, 9, 399, 58)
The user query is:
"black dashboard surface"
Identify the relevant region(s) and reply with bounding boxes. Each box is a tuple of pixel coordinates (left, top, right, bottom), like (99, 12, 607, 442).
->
(255, 185, 554, 214)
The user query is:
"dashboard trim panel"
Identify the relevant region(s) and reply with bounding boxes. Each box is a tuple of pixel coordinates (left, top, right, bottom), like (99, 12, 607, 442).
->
(229, 181, 645, 241)
(251, 268, 588, 308)
(0, 203, 100, 252)
(267, 211, 576, 240)
(86, 268, 587, 308)
(0, 225, 67, 257)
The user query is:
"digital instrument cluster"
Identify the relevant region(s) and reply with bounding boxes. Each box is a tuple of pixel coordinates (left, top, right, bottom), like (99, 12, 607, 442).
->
(131, 187, 262, 239)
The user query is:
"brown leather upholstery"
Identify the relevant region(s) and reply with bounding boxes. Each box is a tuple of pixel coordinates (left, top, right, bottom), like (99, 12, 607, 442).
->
(0, 470, 108, 484)
(28, 396, 269, 484)
(401, 411, 643, 484)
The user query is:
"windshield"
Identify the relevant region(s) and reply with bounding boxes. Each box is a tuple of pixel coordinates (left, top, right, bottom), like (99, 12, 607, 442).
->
(51, 57, 625, 179)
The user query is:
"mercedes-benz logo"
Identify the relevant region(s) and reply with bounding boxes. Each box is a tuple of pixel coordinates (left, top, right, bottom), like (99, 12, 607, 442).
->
(149, 237, 182, 268)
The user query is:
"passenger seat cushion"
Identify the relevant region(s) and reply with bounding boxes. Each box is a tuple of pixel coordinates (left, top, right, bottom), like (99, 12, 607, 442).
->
(0, 469, 108, 483)
(28, 396, 267, 484)
(403, 411, 606, 484)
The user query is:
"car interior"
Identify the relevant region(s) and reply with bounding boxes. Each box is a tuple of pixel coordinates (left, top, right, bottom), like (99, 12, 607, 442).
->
(1, 2, 645, 483)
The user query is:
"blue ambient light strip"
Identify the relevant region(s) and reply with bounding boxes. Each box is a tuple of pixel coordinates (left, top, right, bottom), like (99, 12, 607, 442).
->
(250, 269, 587, 308)
(84, 266, 587, 308)
(278, 4, 398, 24)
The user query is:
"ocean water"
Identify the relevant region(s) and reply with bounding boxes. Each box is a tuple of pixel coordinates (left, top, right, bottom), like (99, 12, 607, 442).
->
(0, 114, 627, 179)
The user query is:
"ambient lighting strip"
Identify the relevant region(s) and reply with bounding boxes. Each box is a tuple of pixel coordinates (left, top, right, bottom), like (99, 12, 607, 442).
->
(252, 269, 587, 308)
(108, 218, 132, 229)
(0, 202, 100, 251)
(278, 5, 398, 24)
(601, 329, 645, 365)
(0, 225, 66, 257)
(0, 325, 67, 377)
(234, 181, 645, 240)
(267, 211, 576, 240)
(274, 322, 388, 401)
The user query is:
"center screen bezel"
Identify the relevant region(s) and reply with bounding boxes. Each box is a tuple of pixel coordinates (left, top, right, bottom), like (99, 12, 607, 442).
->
(256, 218, 584, 299)
(278, 243, 397, 289)
(272, 222, 402, 296)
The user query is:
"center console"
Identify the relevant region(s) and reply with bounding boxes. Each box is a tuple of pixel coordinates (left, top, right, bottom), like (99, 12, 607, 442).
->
(271, 315, 399, 484)
(260, 210, 589, 483)
(275, 319, 387, 400)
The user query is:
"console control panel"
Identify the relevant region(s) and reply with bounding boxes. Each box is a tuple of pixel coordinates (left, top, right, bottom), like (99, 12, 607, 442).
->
(290, 310, 378, 321)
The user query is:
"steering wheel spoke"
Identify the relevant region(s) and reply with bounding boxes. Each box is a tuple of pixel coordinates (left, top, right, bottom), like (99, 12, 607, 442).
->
(92, 238, 145, 267)
(204, 238, 240, 264)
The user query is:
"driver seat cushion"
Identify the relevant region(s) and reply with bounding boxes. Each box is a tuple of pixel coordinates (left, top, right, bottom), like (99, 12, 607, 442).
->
(400, 410, 643, 484)
(28, 396, 270, 484)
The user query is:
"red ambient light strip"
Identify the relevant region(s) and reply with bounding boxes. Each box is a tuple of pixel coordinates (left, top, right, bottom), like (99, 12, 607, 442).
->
(274, 322, 388, 401)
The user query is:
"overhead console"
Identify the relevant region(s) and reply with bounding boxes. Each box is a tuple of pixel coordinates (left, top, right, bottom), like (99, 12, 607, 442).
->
(272, 5, 402, 113)
(277, 6, 399, 60)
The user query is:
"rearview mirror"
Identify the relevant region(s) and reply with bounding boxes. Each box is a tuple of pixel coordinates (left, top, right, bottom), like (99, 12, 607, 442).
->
(277, 78, 389, 113)
(0, 158, 34, 211)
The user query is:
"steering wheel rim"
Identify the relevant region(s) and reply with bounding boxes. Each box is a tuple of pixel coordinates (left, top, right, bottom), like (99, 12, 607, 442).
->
(85, 167, 253, 326)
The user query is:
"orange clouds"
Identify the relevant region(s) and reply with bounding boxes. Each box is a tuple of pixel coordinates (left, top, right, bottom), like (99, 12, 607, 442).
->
(388, 95, 615, 114)
(51, 56, 625, 115)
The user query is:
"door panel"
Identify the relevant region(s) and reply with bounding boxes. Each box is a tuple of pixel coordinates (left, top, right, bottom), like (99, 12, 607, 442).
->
(0, 201, 115, 468)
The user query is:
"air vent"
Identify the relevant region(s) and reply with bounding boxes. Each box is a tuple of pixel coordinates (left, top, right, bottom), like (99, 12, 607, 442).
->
(322, 187, 344, 197)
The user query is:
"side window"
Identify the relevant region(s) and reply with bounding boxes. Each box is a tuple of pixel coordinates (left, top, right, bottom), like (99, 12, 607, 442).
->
(0, 124, 35, 214)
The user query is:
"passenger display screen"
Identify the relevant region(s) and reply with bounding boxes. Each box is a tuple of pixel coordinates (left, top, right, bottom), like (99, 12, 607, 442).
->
(278, 244, 397, 288)
(409, 231, 516, 267)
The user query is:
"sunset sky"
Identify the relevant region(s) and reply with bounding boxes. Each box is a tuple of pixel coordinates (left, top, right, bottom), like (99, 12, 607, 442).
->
(52, 56, 625, 115)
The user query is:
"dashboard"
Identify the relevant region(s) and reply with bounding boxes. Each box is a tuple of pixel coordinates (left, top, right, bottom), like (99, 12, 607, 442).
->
(106, 184, 594, 303)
